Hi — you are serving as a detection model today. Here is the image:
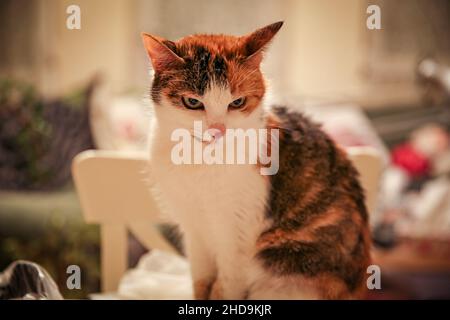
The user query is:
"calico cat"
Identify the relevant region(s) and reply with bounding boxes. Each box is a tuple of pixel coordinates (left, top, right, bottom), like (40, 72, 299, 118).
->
(142, 21, 371, 299)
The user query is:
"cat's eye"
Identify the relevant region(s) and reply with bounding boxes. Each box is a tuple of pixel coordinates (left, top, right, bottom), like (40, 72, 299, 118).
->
(182, 96, 204, 110)
(228, 97, 246, 109)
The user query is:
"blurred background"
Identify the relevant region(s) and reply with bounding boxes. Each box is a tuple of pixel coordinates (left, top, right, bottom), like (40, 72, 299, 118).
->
(1, 0, 450, 299)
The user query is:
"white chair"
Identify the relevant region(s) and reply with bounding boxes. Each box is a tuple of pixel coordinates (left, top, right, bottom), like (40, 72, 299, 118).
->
(71, 150, 177, 292)
(71, 147, 383, 293)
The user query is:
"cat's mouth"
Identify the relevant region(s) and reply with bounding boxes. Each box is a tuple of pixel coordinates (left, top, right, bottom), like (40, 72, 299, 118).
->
(191, 132, 222, 145)
(191, 133, 211, 144)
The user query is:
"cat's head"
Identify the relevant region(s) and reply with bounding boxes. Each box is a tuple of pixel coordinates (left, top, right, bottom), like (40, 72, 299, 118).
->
(142, 22, 283, 140)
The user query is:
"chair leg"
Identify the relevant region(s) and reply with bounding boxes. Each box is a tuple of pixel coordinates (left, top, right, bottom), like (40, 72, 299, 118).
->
(128, 221, 178, 255)
(101, 224, 127, 293)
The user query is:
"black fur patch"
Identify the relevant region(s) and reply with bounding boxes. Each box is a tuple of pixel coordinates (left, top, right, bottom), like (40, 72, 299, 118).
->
(151, 43, 229, 103)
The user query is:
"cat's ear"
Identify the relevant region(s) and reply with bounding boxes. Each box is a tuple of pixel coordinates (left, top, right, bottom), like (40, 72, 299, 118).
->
(141, 33, 184, 72)
(241, 21, 283, 66)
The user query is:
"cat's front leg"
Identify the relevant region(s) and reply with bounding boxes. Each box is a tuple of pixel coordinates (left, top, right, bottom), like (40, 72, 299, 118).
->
(212, 261, 249, 299)
(185, 233, 217, 300)
(208, 278, 223, 300)
(193, 279, 214, 300)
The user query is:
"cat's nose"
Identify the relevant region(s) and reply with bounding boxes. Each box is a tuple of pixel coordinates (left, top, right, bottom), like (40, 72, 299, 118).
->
(207, 123, 226, 139)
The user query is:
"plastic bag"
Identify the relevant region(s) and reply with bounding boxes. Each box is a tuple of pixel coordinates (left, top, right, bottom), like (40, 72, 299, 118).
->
(0, 260, 63, 300)
(117, 250, 193, 300)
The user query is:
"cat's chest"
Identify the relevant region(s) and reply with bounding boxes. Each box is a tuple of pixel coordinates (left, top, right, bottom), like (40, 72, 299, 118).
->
(157, 161, 266, 212)
(152, 157, 270, 243)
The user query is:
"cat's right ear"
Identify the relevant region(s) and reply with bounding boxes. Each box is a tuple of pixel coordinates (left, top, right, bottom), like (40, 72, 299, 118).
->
(240, 21, 283, 67)
(141, 33, 184, 73)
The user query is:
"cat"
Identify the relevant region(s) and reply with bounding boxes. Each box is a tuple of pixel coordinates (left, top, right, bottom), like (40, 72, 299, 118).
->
(142, 21, 371, 299)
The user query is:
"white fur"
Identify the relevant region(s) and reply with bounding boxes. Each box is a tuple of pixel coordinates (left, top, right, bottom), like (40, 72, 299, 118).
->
(148, 83, 314, 299)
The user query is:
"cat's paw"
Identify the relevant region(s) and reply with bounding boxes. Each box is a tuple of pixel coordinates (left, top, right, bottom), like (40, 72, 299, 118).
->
(193, 279, 213, 300)
(208, 279, 223, 300)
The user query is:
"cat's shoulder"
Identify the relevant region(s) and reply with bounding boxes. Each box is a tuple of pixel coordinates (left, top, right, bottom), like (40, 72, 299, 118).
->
(267, 104, 331, 149)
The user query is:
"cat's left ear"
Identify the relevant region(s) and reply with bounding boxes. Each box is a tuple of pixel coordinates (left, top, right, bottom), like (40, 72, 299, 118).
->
(241, 21, 283, 66)
(141, 33, 184, 73)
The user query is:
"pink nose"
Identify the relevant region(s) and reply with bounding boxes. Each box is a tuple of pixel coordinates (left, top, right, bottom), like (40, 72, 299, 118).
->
(207, 123, 226, 139)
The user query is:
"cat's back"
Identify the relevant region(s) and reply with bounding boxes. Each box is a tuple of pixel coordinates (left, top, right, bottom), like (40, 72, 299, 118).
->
(266, 104, 367, 223)
(254, 105, 371, 299)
